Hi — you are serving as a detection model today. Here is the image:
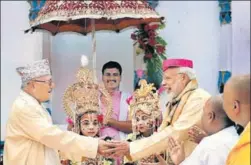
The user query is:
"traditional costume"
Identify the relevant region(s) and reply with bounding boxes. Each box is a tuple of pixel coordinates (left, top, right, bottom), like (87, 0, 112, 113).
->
(62, 56, 113, 165)
(125, 79, 163, 165)
(3, 59, 99, 165)
(127, 59, 211, 164)
(99, 89, 130, 140)
(226, 122, 250, 165)
(99, 90, 131, 140)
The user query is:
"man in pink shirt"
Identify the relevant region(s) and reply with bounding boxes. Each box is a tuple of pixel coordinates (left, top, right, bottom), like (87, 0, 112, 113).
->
(100, 61, 132, 140)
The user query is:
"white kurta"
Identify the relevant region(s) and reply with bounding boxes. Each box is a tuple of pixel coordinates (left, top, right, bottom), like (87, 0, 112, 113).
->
(4, 91, 99, 165)
(180, 126, 239, 165)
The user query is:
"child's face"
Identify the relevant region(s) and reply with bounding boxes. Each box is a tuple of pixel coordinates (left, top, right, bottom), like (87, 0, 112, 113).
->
(135, 110, 152, 133)
(80, 113, 99, 137)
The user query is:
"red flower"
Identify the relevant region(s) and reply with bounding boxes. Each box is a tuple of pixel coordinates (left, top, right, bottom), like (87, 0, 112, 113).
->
(148, 30, 156, 38)
(156, 45, 165, 54)
(149, 24, 159, 30)
(145, 53, 153, 59)
(131, 33, 137, 40)
(138, 39, 146, 49)
(97, 114, 104, 124)
(148, 38, 156, 46)
(126, 96, 133, 105)
(138, 39, 144, 45)
(144, 25, 150, 31)
(66, 117, 73, 125)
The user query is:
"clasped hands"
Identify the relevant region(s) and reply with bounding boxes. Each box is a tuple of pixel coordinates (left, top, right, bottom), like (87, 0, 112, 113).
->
(98, 139, 130, 158)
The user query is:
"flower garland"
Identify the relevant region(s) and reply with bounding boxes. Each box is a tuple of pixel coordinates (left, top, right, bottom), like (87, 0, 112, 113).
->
(131, 22, 167, 88)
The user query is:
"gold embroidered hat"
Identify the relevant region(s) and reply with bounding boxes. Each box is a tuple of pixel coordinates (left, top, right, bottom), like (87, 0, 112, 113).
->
(16, 59, 51, 83)
(63, 55, 112, 131)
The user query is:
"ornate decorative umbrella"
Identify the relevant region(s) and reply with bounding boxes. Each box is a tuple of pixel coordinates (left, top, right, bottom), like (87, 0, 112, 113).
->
(25, 0, 164, 83)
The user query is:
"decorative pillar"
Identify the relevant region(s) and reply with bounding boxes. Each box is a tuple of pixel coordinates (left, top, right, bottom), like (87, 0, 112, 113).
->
(218, 0, 232, 93)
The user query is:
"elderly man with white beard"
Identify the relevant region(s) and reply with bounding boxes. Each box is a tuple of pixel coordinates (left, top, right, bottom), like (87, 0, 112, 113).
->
(105, 59, 211, 164)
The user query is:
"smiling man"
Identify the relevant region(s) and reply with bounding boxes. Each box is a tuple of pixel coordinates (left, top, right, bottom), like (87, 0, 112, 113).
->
(104, 59, 211, 164)
(3, 59, 114, 165)
(100, 61, 132, 141)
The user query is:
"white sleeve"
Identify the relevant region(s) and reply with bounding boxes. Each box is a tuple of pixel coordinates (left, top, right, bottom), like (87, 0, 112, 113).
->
(180, 143, 227, 165)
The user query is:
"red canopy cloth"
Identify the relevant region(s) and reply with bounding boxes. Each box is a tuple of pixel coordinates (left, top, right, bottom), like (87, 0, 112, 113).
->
(27, 0, 164, 35)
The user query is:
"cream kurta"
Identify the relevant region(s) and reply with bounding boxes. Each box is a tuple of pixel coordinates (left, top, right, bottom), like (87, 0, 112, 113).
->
(128, 87, 210, 161)
(4, 91, 99, 165)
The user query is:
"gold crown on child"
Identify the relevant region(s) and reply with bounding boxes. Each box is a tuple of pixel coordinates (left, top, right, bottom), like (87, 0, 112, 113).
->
(63, 56, 112, 124)
(130, 79, 161, 119)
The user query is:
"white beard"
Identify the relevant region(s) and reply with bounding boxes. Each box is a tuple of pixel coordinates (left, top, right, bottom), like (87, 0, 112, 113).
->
(167, 92, 175, 102)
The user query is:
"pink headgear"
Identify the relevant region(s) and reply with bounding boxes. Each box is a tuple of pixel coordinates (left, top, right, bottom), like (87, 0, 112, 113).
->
(162, 58, 193, 71)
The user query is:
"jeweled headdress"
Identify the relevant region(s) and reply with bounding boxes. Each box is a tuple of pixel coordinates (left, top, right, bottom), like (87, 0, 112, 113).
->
(130, 79, 161, 134)
(63, 55, 112, 133)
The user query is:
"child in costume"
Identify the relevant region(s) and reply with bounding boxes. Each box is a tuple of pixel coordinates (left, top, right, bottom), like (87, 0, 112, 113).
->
(125, 79, 165, 165)
(61, 56, 114, 165)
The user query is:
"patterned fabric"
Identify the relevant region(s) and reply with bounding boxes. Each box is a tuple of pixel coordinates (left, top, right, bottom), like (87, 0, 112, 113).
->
(16, 59, 51, 83)
(219, 0, 232, 24)
(28, 0, 46, 21)
(27, 1, 163, 35)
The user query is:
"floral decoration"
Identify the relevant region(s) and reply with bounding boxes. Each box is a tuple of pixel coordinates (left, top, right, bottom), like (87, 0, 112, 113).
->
(97, 114, 104, 124)
(66, 117, 73, 125)
(126, 96, 133, 105)
(131, 22, 167, 88)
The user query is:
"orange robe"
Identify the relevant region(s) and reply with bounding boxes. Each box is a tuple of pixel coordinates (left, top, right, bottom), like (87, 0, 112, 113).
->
(226, 122, 250, 165)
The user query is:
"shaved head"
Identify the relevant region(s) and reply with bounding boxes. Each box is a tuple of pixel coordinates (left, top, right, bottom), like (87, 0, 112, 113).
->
(201, 95, 234, 135)
(223, 74, 250, 127)
(227, 74, 250, 104)
(210, 95, 234, 127)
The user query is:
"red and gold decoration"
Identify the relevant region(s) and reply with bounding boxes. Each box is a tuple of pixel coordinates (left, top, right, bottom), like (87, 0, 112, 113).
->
(26, 0, 164, 85)
(28, 1, 163, 35)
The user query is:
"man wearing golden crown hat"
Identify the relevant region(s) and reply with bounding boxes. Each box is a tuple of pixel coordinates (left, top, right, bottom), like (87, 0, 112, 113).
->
(104, 58, 211, 164)
(3, 58, 114, 165)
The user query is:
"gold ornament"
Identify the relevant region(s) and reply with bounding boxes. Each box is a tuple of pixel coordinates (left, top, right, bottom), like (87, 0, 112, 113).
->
(130, 79, 160, 118)
(63, 56, 112, 127)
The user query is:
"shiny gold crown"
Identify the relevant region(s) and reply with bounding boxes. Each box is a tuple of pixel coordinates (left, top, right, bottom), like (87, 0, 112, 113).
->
(63, 56, 112, 124)
(130, 79, 161, 119)
(76, 67, 94, 84)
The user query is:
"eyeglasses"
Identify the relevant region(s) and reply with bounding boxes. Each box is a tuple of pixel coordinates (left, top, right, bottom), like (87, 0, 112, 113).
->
(34, 79, 53, 86)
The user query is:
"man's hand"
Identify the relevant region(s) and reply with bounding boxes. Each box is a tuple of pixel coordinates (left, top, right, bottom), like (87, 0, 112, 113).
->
(167, 137, 185, 165)
(102, 140, 130, 158)
(156, 154, 167, 165)
(98, 140, 116, 157)
(60, 160, 70, 165)
(188, 125, 207, 144)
